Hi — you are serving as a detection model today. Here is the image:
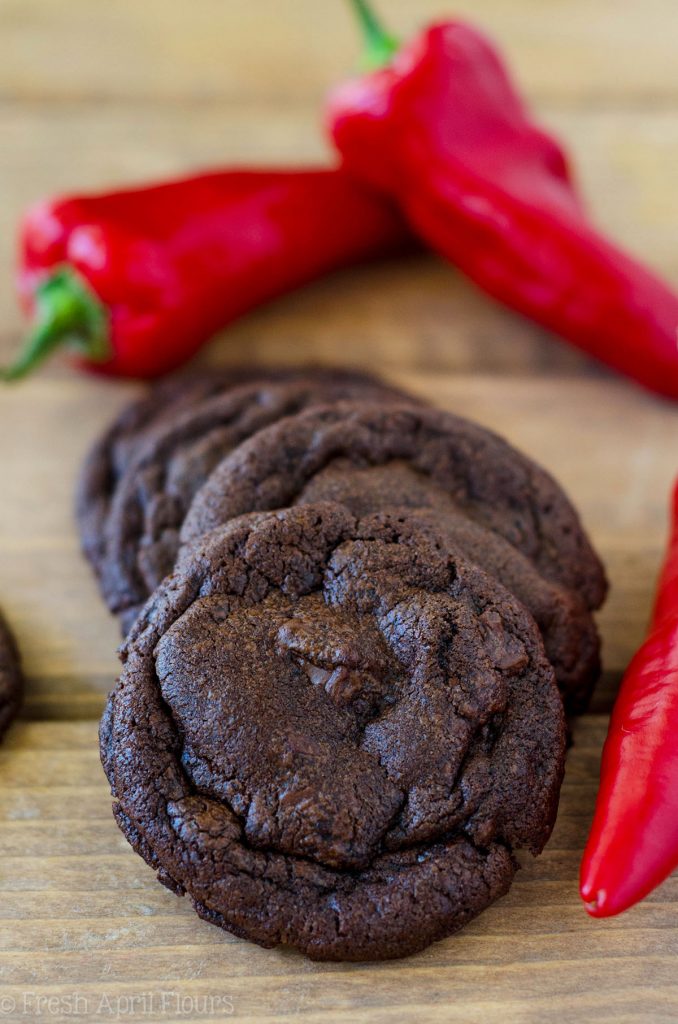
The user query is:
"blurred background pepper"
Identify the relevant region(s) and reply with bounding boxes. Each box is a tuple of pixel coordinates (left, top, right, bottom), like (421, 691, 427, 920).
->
(5, 169, 409, 380)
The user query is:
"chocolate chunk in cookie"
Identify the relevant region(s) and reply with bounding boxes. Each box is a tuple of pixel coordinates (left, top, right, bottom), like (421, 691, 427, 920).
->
(320, 501, 600, 712)
(102, 503, 565, 960)
(0, 612, 23, 740)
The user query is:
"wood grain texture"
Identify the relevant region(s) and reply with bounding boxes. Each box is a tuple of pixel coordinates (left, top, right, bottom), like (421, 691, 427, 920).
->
(1, 1, 678, 1020)
(1, 0, 678, 105)
(1, 720, 677, 1024)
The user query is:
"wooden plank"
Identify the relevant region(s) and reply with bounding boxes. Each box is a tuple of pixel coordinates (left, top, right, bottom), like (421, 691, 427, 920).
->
(1, 0, 678, 105)
(0, 719, 676, 1024)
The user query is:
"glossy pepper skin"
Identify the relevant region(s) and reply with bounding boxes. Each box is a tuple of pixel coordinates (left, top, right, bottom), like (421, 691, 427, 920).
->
(328, 4, 678, 398)
(580, 478, 678, 917)
(8, 168, 409, 380)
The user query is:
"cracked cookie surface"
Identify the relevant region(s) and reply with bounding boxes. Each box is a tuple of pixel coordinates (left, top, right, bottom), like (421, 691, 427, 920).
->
(76, 368, 248, 581)
(182, 403, 606, 710)
(102, 503, 565, 960)
(81, 371, 414, 632)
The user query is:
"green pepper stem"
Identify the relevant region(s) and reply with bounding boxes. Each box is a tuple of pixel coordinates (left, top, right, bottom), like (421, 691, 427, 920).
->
(2, 267, 110, 382)
(347, 0, 399, 70)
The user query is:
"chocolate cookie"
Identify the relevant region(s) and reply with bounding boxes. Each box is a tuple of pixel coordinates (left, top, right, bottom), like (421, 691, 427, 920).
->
(101, 503, 566, 960)
(0, 612, 23, 739)
(84, 371, 416, 631)
(182, 403, 605, 705)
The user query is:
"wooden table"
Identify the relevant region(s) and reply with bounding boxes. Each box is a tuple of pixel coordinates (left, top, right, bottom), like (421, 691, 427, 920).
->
(2, 2, 678, 1021)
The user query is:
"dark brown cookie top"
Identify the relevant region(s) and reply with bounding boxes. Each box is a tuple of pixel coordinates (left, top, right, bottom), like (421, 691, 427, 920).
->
(272, 461, 600, 711)
(183, 402, 607, 612)
(330, 503, 599, 713)
(88, 371, 416, 627)
(76, 369, 244, 579)
(76, 366, 408, 583)
(102, 503, 565, 960)
(0, 612, 23, 740)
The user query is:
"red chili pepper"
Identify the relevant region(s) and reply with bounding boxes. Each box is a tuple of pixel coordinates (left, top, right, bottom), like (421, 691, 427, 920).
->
(580, 478, 678, 916)
(5, 168, 408, 380)
(327, 1, 678, 399)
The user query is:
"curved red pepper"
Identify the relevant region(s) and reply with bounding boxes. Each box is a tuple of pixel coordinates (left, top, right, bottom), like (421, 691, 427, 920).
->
(580, 479, 678, 916)
(6, 168, 409, 380)
(328, 2, 678, 398)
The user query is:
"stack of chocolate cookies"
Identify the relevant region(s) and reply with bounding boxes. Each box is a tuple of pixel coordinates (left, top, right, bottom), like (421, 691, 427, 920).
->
(81, 367, 606, 961)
